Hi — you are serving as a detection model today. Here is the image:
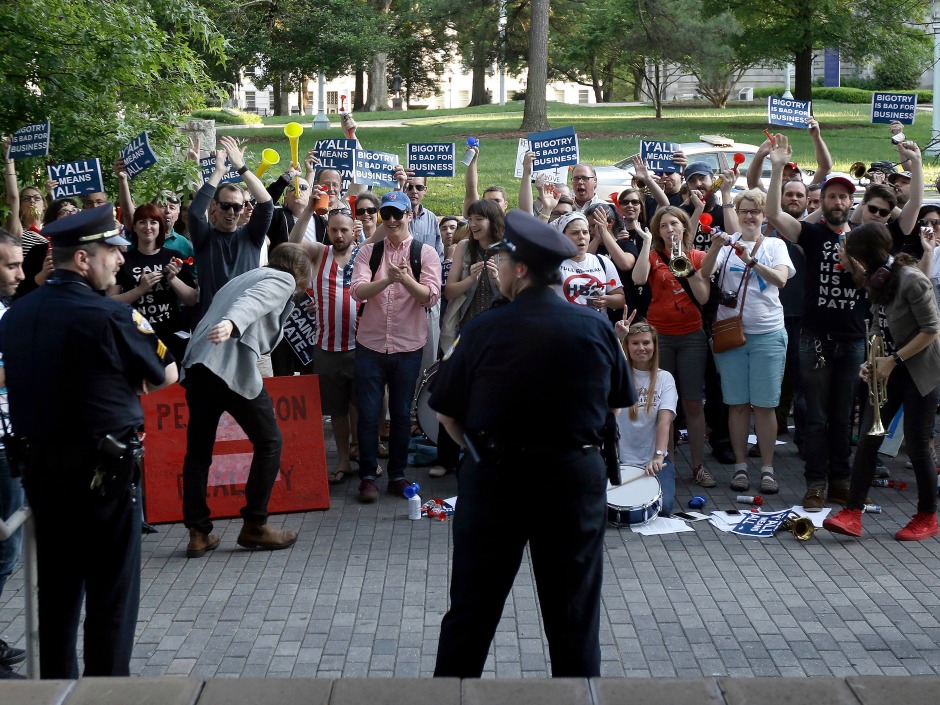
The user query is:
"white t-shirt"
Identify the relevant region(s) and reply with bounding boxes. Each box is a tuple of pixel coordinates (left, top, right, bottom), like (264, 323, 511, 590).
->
(713, 233, 795, 335)
(557, 253, 622, 306)
(616, 367, 678, 468)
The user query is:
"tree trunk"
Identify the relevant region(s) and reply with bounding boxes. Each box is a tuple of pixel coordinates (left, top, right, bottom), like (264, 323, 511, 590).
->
(602, 61, 614, 102)
(299, 75, 309, 114)
(366, 53, 389, 111)
(278, 72, 291, 115)
(794, 46, 814, 101)
(354, 67, 365, 111)
(469, 48, 489, 106)
(520, 0, 550, 131)
(633, 65, 644, 101)
(653, 63, 663, 119)
(590, 59, 603, 103)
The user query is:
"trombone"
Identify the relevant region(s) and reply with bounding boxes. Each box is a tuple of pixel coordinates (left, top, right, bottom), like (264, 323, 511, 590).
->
(669, 234, 692, 278)
(865, 320, 888, 437)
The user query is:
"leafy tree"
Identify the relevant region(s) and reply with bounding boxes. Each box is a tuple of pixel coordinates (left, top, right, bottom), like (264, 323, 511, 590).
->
(873, 31, 932, 91)
(0, 0, 225, 191)
(521, 0, 551, 131)
(386, 9, 450, 105)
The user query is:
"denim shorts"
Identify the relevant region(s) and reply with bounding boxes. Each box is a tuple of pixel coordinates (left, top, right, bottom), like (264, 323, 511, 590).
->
(713, 328, 788, 407)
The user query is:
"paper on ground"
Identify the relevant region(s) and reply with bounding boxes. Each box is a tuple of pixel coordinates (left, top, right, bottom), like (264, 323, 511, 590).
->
(789, 505, 831, 527)
(747, 434, 785, 446)
(631, 516, 695, 535)
(444, 496, 457, 508)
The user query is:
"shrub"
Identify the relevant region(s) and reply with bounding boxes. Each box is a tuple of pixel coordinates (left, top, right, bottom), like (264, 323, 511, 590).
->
(187, 108, 262, 125)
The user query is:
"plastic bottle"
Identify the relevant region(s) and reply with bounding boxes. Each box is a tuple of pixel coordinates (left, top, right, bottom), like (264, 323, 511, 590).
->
(461, 137, 479, 167)
(405, 483, 422, 520)
(736, 495, 763, 506)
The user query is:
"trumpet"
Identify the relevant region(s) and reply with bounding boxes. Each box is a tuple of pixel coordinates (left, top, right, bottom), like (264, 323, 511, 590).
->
(850, 161, 868, 180)
(284, 122, 304, 192)
(865, 321, 888, 436)
(669, 235, 692, 278)
(781, 513, 815, 541)
(255, 148, 280, 178)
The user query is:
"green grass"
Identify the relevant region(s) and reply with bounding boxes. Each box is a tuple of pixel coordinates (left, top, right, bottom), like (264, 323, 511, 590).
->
(221, 101, 940, 215)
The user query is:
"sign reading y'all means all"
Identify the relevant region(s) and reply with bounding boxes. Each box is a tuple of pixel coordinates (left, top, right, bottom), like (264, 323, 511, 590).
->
(407, 143, 456, 178)
(314, 138, 356, 191)
(527, 126, 580, 170)
(767, 96, 812, 129)
(871, 92, 917, 125)
(47, 159, 104, 200)
(9, 121, 51, 160)
(640, 140, 682, 174)
(120, 131, 159, 179)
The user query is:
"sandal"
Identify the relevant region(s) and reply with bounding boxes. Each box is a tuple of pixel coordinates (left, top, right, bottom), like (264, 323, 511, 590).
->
(329, 469, 354, 484)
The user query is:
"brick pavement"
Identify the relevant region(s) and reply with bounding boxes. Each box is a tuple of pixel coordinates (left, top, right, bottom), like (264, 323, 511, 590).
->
(2, 423, 940, 679)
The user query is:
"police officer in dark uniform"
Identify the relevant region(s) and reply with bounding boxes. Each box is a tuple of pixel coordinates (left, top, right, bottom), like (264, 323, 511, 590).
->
(0, 204, 178, 679)
(431, 210, 635, 678)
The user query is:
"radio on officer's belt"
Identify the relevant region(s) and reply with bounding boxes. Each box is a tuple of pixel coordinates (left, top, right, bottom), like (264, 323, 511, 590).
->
(97, 433, 128, 459)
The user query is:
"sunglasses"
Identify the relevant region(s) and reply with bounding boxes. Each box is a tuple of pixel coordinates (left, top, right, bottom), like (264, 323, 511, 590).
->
(620, 199, 642, 207)
(866, 204, 891, 218)
(246, 199, 256, 207)
(287, 183, 310, 192)
(356, 207, 378, 216)
(217, 201, 244, 213)
(405, 183, 426, 192)
(328, 207, 352, 216)
(629, 324, 653, 333)
(380, 208, 407, 220)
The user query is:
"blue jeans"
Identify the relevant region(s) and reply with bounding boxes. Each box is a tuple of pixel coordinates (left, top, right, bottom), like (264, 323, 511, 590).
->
(799, 332, 864, 487)
(355, 346, 424, 481)
(0, 451, 24, 596)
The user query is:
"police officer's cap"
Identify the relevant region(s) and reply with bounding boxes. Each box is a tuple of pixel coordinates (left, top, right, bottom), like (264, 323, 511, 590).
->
(42, 203, 130, 248)
(487, 209, 577, 270)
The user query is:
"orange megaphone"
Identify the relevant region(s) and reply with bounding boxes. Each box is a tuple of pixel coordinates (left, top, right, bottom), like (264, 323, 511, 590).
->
(284, 122, 304, 192)
(255, 148, 280, 178)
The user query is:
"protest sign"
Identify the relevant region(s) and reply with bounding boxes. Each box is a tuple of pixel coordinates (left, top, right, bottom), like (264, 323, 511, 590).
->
(120, 131, 158, 178)
(9, 121, 51, 159)
(731, 509, 792, 538)
(871, 92, 917, 125)
(640, 140, 681, 173)
(47, 159, 104, 199)
(513, 139, 566, 183)
(200, 155, 242, 185)
(527, 126, 580, 170)
(315, 138, 356, 191)
(283, 292, 317, 366)
(352, 149, 398, 188)
(407, 143, 456, 177)
(767, 96, 811, 129)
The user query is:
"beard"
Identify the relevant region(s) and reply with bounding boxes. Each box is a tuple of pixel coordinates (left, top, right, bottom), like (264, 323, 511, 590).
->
(783, 202, 805, 218)
(822, 204, 849, 225)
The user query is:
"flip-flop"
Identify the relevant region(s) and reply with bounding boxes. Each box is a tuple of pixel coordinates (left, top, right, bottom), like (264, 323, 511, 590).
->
(329, 469, 353, 484)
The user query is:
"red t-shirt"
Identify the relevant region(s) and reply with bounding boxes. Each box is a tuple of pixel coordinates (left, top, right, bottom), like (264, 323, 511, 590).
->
(644, 249, 706, 336)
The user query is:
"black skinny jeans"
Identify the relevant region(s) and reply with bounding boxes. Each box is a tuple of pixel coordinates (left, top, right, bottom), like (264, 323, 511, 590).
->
(849, 363, 939, 514)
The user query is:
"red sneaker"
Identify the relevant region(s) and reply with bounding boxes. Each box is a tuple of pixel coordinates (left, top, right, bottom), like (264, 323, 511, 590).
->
(823, 508, 863, 537)
(895, 512, 939, 542)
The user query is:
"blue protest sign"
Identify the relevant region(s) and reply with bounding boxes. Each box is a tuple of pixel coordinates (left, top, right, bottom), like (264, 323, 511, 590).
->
(407, 143, 456, 177)
(47, 159, 104, 200)
(352, 149, 398, 188)
(314, 138, 356, 192)
(731, 509, 792, 538)
(767, 97, 811, 129)
(120, 131, 159, 179)
(283, 292, 317, 366)
(9, 121, 51, 159)
(527, 126, 579, 170)
(640, 140, 681, 174)
(871, 92, 917, 125)
(200, 156, 242, 185)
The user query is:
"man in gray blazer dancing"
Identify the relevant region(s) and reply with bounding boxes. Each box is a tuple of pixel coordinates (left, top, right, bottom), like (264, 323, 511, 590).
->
(180, 243, 313, 558)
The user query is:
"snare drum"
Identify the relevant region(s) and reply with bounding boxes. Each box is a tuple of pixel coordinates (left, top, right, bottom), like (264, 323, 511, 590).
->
(413, 361, 439, 445)
(606, 470, 662, 528)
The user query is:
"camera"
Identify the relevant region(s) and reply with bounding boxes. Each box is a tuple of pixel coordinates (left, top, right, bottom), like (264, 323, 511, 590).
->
(891, 132, 905, 145)
(718, 290, 739, 308)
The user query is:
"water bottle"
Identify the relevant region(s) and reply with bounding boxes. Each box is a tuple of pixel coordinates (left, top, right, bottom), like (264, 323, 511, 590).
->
(405, 483, 422, 520)
(461, 137, 479, 167)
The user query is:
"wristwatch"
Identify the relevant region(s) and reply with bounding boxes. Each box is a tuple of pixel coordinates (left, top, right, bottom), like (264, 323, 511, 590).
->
(892, 352, 904, 365)
(654, 450, 667, 457)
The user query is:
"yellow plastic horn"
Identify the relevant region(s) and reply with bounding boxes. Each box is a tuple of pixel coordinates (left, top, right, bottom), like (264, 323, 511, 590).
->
(284, 122, 304, 193)
(255, 148, 281, 178)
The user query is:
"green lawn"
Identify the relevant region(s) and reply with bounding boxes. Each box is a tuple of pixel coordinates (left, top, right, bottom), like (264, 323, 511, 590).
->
(223, 101, 939, 216)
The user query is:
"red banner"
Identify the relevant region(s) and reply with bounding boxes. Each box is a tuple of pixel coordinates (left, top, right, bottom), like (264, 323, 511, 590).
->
(141, 375, 329, 524)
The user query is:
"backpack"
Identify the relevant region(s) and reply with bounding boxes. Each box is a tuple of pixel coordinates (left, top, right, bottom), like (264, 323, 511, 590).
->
(358, 239, 424, 317)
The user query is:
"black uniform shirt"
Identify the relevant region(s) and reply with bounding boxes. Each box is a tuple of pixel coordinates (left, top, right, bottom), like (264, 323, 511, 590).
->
(0, 270, 171, 444)
(430, 286, 635, 447)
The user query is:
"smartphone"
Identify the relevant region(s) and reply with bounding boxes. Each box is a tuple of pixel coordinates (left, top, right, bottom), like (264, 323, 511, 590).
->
(724, 509, 742, 516)
(674, 512, 697, 521)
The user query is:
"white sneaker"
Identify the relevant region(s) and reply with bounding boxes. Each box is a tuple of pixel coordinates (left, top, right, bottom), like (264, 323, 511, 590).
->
(428, 465, 448, 478)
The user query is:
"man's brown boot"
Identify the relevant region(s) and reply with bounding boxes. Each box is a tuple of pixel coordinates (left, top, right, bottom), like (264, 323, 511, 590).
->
(236, 522, 298, 551)
(186, 528, 220, 558)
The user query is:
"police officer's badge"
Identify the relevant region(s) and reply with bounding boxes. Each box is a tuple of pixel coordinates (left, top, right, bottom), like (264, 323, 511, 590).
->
(442, 335, 459, 361)
(132, 309, 154, 334)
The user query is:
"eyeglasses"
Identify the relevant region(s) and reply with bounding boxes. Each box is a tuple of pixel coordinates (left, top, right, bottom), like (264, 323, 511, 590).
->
(406, 183, 426, 192)
(629, 324, 653, 334)
(620, 199, 642, 207)
(23, 194, 44, 203)
(380, 207, 407, 220)
(328, 208, 352, 216)
(737, 209, 763, 217)
(572, 175, 595, 182)
(217, 201, 244, 213)
(287, 183, 309, 192)
(866, 204, 891, 218)
(356, 207, 379, 216)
